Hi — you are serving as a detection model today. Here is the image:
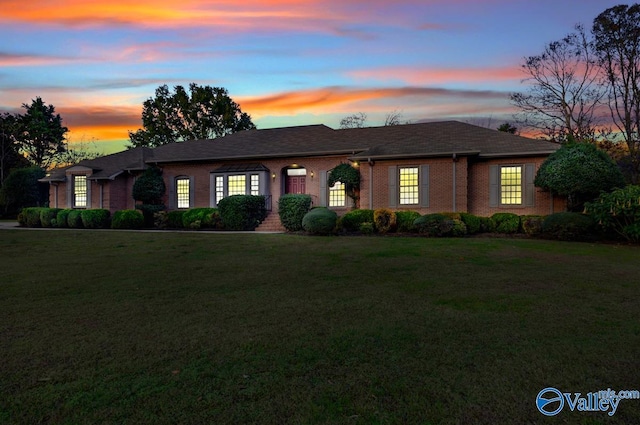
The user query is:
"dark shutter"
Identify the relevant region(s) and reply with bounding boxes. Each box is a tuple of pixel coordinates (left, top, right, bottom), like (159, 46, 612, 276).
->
(167, 175, 175, 209)
(388, 166, 397, 208)
(189, 176, 195, 208)
(524, 163, 535, 207)
(319, 171, 327, 207)
(489, 165, 499, 207)
(420, 165, 430, 207)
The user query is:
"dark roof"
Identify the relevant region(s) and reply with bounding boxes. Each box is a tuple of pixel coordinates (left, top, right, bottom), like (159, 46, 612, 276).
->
(44, 121, 559, 180)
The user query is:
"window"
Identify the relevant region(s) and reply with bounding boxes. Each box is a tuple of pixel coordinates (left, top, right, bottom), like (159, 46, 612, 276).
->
(329, 181, 346, 207)
(215, 176, 224, 203)
(227, 175, 246, 196)
(250, 174, 260, 196)
(500, 166, 522, 205)
(73, 175, 87, 208)
(176, 178, 190, 209)
(399, 167, 419, 205)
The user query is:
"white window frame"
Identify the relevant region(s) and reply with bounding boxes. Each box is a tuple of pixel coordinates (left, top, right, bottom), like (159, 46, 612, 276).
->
(399, 166, 419, 205)
(328, 181, 346, 207)
(73, 175, 87, 208)
(500, 165, 523, 206)
(176, 177, 191, 209)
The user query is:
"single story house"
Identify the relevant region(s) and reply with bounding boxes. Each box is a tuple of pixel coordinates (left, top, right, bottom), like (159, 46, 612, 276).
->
(41, 121, 564, 229)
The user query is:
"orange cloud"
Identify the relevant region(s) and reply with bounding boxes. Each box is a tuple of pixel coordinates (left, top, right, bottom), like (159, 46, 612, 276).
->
(349, 66, 523, 86)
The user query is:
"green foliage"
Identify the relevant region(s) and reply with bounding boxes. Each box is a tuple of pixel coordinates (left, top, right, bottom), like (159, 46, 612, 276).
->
(155, 210, 188, 229)
(302, 207, 337, 234)
(542, 212, 596, 241)
(182, 208, 222, 230)
(133, 167, 166, 205)
(535, 143, 625, 210)
(460, 213, 482, 235)
(395, 210, 421, 233)
(359, 222, 375, 235)
(19, 207, 46, 227)
(56, 209, 72, 228)
(340, 209, 374, 232)
(585, 185, 640, 242)
(491, 213, 521, 234)
(127, 84, 256, 148)
(80, 209, 111, 229)
(414, 213, 467, 237)
(111, 210, 144, 229)
(373, 208, 396, 234)
(40, 208, 62, 228)
(521, 215, 545, 236)
(327, 163, 361, 207)
(277, 194, 312, 231)
(67, 210, 84, 229)
(480, 216, 496, 233)
(0, 166, 48, 216)
(218, 195, 267, 231)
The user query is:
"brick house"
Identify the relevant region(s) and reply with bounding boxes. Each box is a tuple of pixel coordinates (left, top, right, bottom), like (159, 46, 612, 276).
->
(41, 121, 564, 226)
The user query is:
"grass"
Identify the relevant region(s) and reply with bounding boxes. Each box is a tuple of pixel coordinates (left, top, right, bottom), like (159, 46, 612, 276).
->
(1, 230, 639, 424)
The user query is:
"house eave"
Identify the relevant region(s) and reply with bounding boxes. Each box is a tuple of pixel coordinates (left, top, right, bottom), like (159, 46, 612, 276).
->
(350, 150, 481, 161)
(478, 150, 558, 158)
(147, 149, 367, 164)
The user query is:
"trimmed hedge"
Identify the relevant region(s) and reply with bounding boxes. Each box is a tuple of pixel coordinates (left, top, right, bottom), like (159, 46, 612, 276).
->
(491, 213, 520, 234)
(522, 215, 544, 236)
(218, 195, 267, 231)
(414, 213, 467, 237)
(373, 208, 396, 234)
(67, 210, 84, 229)
(81, 209, 111, 229)
(359, 222, 375, 234)
(542, 212, 596, 241)
(302, 208, 337, 234)
(40, 208, 62, 228)
(182, 208, 222, 229)
(56, 209, 72, 228)
(340, 209, 374, 232)
(395, 211, 421, 233)
(111, 210, 144, 229)
(460, 212, 482, 235)
(278, 194, 312, 232)
(20, 207, 47, 227)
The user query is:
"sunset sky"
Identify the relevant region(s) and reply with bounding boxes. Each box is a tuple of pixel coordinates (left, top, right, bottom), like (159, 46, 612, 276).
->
(0, 0, 624, 154)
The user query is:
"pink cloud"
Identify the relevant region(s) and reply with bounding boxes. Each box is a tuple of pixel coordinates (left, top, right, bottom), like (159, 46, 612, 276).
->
(349, 66, 523, 86)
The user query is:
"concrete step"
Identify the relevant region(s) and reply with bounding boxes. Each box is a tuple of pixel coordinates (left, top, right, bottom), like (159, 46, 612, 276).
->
(255, 212, 286, 232)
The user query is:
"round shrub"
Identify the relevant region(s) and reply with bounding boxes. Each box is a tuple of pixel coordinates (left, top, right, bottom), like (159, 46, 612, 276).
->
(278, 194, 312, 231)
(460, 213, 482, 235)
(302, 207, 337, 235)
(585, 185, 640, 242)
(542, 212, 596, 241)
(395, 210, 421, 233)
(21, 207, 46, 227)
(480, 216, 496, 233)
(182, 208, 221, 229)
(81, 209, 111, 229)
(373, 208, 396, 234)
(340, 209, 374, 232)
(414, 213, 452, 237)
(40, 208, 62, 228)
(67, 210, 84, 228)
(56, 209, 72, 228)
(218, 195, 267, 231)
(359, 222, 374, 235)
(522, 215, 545, 236)
(450, 219, 468, 237)
(491, 213, 520, 234)
(111, 209, 144, 229)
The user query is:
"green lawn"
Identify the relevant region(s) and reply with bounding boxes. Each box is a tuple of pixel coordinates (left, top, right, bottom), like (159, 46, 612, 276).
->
(1, 230, 639, 424)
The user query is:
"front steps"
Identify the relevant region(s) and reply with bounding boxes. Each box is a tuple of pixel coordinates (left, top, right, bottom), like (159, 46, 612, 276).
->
(255, 212, 286, 232)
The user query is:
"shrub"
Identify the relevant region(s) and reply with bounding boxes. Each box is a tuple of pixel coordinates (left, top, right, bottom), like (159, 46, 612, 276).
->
(480, 216, 496, 233)
(340, 209, 374, 232)
(521, 215, 545, 236)
(585, 185, 640, 242)
(154, 210, 187, 229)
(373, 208, 396, 234)
(218, 195, 267, 231)
(0, 167, 48, 217)
(395, 210, 421, 233)
(491, 213, 520, 234)
(56, 209, 72, 228)
(20, 207, 46, 227)
(441, 212, 462, 220)
(327, 163, 361, 208)
(111, 210, 144, 229)
(302, 208, 337, 235)
(542, 212, 596, 241)
(40, 208, 62, 228)
(359, 222, 375, 235)
(450, 219, 468, 237)
(81, 209, 111, 229)
(182, 208, 221, 229)
(414, 213, 465, 237)
(278, 194, 312, 231)
(460, 213, 483, 235)
(67, 210, 84, 228)
(133, 167, 166, 227)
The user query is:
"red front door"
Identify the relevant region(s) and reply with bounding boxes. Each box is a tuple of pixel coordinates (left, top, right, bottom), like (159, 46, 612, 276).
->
(286, 176, 306, 194)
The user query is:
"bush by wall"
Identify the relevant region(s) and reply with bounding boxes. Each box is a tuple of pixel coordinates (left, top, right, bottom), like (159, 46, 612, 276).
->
(302, 207, 337, 234)
(40, 208, 62, 228)
(340, 209, 374, 232)
(460, 213, 482, 235)
(522, 215, 545, 236)
(414, 213, 466, 237)
(491, 213, 520, 234)
(395, 210, 421, 233)
(182, 208, 222, 229)
(278, 194, 312, 231)
(67, 210, 84, 228)
(542, 212, 596, 241)
(373, 208, 396, 234)
(111, 210, 144, 229)
(359, 222, 375, 234)
(154, 210, 187, 229)
(56, 209, 72, 228)
(81, 209, 111, 229)
(19, 207, 46, 227)
(218, 195, 267, 231)
(585, 185, 640, 242)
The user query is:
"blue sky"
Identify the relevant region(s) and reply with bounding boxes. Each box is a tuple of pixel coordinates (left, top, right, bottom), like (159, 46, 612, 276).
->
(0, 0, 625, 153)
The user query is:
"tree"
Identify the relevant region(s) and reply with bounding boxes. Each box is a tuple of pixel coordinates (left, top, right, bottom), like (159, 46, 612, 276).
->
(511, 25, 605, 142)
(534, 143, 624, 211)
(54, 138, 104, 168)
(593, 4, 640, 183)
(384, 110, 409, 126)
(132, 166, 166, 226)
(497, 122, 518, 134)
(128, 84, 256, 148)
(327, 163, 361, 208)
(0, 113, 29, 186)
(15, 98, 68, 169)
(0, 166, 48, 216)
(339, 112, 368, 129)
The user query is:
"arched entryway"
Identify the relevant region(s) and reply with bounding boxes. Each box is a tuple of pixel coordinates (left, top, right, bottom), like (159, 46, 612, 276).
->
(283, 165, 307, 194)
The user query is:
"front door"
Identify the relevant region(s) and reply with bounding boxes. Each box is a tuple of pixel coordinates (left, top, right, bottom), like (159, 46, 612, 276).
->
(286, 176, 306, 194)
